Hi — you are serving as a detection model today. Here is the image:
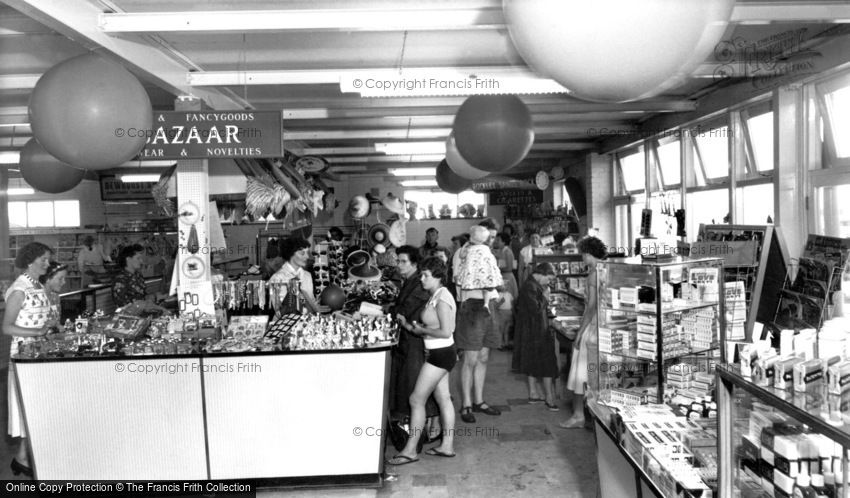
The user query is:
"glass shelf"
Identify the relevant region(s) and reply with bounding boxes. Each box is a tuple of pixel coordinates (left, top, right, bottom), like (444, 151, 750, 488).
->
(602, 347, 718, 364)
(600, 301, 720, 316)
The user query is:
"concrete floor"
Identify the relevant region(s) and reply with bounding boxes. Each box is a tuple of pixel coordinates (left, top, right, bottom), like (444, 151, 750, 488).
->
(0, 333, 599, 497)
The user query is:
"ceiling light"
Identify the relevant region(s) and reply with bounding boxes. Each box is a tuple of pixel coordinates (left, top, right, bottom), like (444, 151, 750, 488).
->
(389, 168, 437, 177)
(376, 142, 446, 155)
(8, 188, 34, 196)
(0, 151, 20, 164)
(399, 180, 438, 188)
(119, 174, 161, 183)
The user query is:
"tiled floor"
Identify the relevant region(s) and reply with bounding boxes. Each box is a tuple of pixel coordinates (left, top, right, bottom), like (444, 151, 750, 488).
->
(0, 333, 599, 496)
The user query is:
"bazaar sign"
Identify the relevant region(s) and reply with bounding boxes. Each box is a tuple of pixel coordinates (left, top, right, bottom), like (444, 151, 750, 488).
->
(136, 111, 283, 159)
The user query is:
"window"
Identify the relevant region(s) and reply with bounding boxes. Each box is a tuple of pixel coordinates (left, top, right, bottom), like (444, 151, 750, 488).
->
(823, 84, 850, 158)
(403, 190, 486, 219)
(8, 200, 80, 228)
(694, 126, 730, 181)
(686, 189, 729, 240)
(617, 148, 645, 193)
(735, 184, 774, 225)
(745, 111, 774, 173)
(655, 139, 681, 187)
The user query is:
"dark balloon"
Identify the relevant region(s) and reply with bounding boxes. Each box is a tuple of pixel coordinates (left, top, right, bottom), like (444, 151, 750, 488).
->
(19, 138, 86, 194)
(436, 159, 471, 194)
(320, 285, 346, 311)
(452, 95, 534, 172)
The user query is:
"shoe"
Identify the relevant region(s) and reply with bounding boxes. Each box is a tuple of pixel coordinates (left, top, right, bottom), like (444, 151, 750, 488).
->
(386, 454, 419, 466)
(528, 397, 544, 404)
(558, 418, 585, 429)
(11, 458, 33, 477)
(472, 402, 501, 416)
(460, 406, 476, 424)
(545, 401, 560, 412)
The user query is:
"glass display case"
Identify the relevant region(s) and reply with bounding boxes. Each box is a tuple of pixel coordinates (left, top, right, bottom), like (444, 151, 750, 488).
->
(596, 256, 725, 406)
(717, 364, 850, 497)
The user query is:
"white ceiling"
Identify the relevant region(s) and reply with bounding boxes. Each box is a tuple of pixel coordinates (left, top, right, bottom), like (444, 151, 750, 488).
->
(2, 0, 850, 178)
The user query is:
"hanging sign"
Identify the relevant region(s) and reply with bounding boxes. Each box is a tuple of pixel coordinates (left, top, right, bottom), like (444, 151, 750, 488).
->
(488, 189, 544, 205)
(136, 111, 283, 159)
(100, 175, 155, 200)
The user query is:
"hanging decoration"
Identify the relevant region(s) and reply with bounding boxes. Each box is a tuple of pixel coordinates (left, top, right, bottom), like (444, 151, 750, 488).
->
(445, 133, 489, 180)
(435, 159, 472, 194)
(452, 95, 534, 172)
(503, 0, 735, 102)
(18, 138, 85, 194)
(28, 53, 152, 170)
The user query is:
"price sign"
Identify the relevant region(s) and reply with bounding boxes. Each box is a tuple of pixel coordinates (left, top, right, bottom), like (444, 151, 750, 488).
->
(488, 189, 544, 206)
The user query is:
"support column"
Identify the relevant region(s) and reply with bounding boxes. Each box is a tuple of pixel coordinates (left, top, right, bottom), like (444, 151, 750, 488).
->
(586, 153, 614, 245)
(774, 84, 807, 262)
(0, 168, 9, 275)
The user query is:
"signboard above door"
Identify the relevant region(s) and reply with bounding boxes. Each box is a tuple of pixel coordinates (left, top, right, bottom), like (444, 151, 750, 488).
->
(137, 111, 283, 159)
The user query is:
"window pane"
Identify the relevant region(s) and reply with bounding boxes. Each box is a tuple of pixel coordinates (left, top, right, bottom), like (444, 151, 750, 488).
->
(686, 189, 729, 242)
(457, 191, 487, 217)
(630, 193, 646, 242)
(614, 204, 629, 249)
(8, 201, 27, 228)
(695, 126, 729, 180)
(619, 150, 645, 192)
(54, 200, 80, 227)
(825, 85, 850, 158)
(747, 112, 774, 172)
(404, 190, 486, 219)
(27, 201, 54, 227)
(657, 140, 681, 186)
(736, 184, 774, 225)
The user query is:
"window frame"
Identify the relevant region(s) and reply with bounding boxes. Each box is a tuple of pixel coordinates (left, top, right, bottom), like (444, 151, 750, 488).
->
(816, 71, 850, 169)
(7, 199, 81, 229)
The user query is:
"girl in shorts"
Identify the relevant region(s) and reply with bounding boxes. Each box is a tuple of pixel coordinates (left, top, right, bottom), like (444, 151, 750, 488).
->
(388, 257, 458, 464)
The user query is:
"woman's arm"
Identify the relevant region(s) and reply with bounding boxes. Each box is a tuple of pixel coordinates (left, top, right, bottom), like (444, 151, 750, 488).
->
(2, 291, 51, 337)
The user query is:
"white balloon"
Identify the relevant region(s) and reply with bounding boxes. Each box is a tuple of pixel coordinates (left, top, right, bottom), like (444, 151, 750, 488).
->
(503, 0, 734, 103)
(445, 133, 489, 180)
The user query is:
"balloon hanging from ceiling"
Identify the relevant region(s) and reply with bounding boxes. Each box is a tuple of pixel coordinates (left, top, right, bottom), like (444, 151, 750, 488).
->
(503, 0, 735, 103)
(452, 95, 534, 173)
(436, 159, 472, 194)
(445, 133, 489, 180)
(28, 53, 153, 170)
(19, 138, 86, 194)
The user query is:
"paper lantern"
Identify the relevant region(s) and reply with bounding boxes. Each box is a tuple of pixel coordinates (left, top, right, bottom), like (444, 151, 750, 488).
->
(436, 159, 471, 194)
(503, 0, 735, 102)
(452, 95, 534, 172)
(445, 133, 489, 180)
(28, 53, 153, 169)
(19, 138, 86, 194)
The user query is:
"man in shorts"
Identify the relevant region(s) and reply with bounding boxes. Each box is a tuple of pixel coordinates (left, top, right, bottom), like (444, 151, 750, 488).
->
(454, 225, 504, 423)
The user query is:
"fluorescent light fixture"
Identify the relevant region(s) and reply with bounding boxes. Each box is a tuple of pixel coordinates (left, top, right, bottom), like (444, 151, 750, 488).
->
(8, 188, 34, 196)
(120, 174, 161, 183)
(399, 180, 438, 188)
(119, 160, 178, 167)
(0, 151, 20, 164)
(376, 141, 446, 155)
(390, 168, 436, 177)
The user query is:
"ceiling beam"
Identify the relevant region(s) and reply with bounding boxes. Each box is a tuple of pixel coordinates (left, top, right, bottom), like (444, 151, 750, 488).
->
(286, 125, 632, 141)
(99, 7, 505, 33)
(291, 142, 597, 156)
(732, 1, 850, 24)
(98, 3, 850, 34)
(0, 74, 40, 90)
(2, 0, 247, 110)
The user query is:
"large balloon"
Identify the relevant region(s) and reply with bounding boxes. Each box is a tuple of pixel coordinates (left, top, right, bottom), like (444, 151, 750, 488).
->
(504, 0, 734, 103)
(436, 159, 471, 194)
(445, 133, 489, 180)
(19, 138, 86, 194)
(452, 95, 534, 173)
(28, 53, 153, 170)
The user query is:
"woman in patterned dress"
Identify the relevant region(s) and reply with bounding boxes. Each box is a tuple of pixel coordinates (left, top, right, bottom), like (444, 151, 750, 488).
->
(1, 242, 55, 476)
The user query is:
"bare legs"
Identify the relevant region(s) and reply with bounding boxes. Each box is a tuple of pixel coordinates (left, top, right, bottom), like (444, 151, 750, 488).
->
(461, 347, 494, 409)
(395, 364, 454, 460)
(527, 377, 556, 405)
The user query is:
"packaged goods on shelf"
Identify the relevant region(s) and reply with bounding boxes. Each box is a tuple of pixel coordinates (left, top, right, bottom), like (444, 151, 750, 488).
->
(827, 359, 850, 395)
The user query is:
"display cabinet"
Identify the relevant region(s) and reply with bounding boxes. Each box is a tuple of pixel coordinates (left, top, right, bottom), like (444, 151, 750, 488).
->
(717, 364, 850, 497)
(596, 257, 725, 406)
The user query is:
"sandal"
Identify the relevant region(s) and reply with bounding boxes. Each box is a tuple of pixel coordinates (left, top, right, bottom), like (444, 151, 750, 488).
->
(545, 401, 560, 412)
(386, 454, 419, 466)
(460, 406, 476, 424)
(472, 402, 501, 416)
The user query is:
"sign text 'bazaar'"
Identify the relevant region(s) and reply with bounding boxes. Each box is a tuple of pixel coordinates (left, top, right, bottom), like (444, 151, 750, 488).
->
(137, 111, 283, 159)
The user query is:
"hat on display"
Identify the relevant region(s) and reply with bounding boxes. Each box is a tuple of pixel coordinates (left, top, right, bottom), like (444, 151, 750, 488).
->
(388, 219, 407, 247)
(346, 249, 371, 268)
(373, 243, 387, 254)
(348, 195, 370, 219)
(382, 193, 406, 216)
(367, 223, 390, 247)
(348, 263, 382, 281)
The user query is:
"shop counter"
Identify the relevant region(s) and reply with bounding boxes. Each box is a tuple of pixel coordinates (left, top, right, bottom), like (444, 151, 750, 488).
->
(13, 346, 392, 486)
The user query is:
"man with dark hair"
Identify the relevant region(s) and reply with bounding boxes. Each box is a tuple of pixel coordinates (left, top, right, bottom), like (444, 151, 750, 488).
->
(419, 227, 445, 259)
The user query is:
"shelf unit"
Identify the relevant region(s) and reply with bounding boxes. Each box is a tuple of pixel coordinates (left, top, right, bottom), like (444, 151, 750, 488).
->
(694, 224, 789, 342)
(717, 364, 850, 497)
(533, 251, 588, 300)
(596, 256, 725, 406)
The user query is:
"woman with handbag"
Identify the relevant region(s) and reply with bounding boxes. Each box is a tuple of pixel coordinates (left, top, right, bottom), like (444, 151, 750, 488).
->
(387, 257, 457, 465)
